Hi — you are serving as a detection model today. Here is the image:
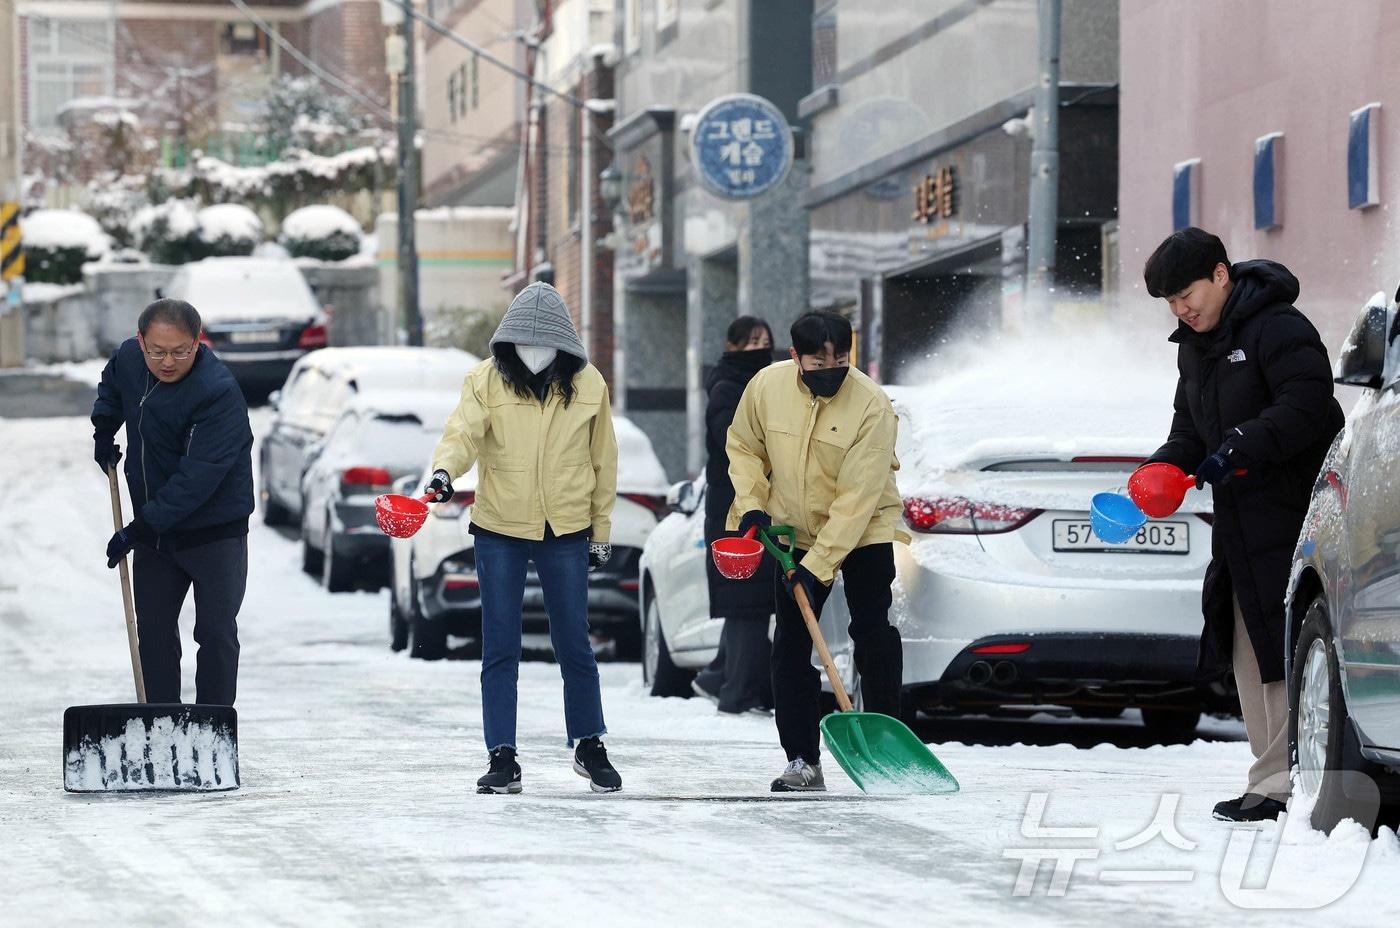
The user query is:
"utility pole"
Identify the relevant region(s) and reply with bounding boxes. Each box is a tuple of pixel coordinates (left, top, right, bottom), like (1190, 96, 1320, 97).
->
(1026, 0, 1060, 318)
(395, 1, 423, 346)
(1, 0, 26, 368)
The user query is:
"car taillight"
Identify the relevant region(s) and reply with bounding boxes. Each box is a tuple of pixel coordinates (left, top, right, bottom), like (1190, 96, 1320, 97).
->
(971, 642, 1031, 654)
(342, 467, 392, 486)
(621, 493, 668, 518)
(432, 490, 476, 518)
(298, 322, 328, 349)
(902, 496, 1040, 534)
(199, 330, 215, 350)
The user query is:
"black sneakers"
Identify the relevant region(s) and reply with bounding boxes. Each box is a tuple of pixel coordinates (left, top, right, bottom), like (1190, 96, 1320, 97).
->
(573, 736, 622, 792)
(477, 746, 522, 795)
(1212, 793, 1287, 822)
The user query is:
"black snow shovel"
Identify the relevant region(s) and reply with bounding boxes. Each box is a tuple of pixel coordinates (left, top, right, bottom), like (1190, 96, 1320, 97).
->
(62, 466, 239, 793)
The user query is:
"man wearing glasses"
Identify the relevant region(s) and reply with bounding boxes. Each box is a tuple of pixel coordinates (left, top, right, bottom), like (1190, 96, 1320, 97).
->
(91, 298, 254, 706)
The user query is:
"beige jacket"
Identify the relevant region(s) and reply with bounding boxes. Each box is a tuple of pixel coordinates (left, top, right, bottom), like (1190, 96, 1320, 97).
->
(726, 360, 908, 583)
(431, 359, 618, 542)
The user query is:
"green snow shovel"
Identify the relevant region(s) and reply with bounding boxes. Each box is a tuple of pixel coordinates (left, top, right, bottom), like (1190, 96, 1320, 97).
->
(757, 526, 958, 795)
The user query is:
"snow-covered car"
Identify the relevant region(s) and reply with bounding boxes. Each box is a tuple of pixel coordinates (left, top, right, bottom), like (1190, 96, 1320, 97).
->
(259, 346, 479, 528)
(637, 474, 855, 698)
(388, 415, 671, 661)
(299, 391, 461, 592)
(1286, 289, 1400, 834)
(639, 341, 1225, 739)
(164, 256, 329, 396)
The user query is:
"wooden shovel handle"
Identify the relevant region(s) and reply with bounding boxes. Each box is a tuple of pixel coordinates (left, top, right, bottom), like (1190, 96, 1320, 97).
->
(108, 466, 146, 704)
(788, 571, 854, 713)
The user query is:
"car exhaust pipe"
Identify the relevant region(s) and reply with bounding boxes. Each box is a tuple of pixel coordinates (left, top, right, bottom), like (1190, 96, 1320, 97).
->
(991, 661, 1019, 686)
(966, 661, 993, 686)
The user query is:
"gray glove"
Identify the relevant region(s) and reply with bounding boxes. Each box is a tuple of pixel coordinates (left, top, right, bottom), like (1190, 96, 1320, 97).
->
(588, 541, 611, 572)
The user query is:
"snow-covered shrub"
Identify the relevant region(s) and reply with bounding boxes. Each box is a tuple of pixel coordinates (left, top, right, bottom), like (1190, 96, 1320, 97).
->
(131, 198, 200, 265)
(85, 175, 150, 249)
(194, 203, 264, 258)
(19, 209, 110, 284)
(280, 205, 362, 262)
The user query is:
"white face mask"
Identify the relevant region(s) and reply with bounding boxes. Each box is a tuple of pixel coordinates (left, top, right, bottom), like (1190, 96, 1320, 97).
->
(516, 345, 558, 374)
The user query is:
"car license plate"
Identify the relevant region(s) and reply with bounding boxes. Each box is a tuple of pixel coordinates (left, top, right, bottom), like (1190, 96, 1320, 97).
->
(227, 329, 279, 345)
(1053, 519, 1190, 554)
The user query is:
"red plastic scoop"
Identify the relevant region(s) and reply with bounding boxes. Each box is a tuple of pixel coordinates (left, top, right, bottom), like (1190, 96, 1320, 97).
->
(1128, 462, 1245, 518)
(374, 491, 436, 538)
(710, 526, 764, 580)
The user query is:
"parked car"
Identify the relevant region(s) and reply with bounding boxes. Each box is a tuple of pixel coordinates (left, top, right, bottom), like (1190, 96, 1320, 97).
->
(165, 257, 329, 397)
(1286, 288, 1400, 833)
(639, 348, 1227, 739)
(299, 391, 461, 592)
(259, 346, 479, 528)
(387, 415, 671, 661)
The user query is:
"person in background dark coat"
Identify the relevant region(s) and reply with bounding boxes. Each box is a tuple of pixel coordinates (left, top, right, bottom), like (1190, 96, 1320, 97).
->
(1137, 228, 1343, 823)
(92, 298, 255, 706)
(693, 316, 776, 714)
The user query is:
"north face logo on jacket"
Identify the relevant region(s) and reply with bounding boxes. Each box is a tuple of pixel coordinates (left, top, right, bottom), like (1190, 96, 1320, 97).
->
(1228, 348, 1247, 363)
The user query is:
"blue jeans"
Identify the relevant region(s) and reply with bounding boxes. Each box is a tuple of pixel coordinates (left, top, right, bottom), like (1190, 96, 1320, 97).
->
(474, 531, 607, 751)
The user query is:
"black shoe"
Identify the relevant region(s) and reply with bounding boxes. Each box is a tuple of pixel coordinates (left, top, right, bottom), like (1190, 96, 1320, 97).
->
(691, 673, 721, 705)
(1212, 793, 1286, 822)
(573, 736, 622, 793)
(476, 746, 522, 794)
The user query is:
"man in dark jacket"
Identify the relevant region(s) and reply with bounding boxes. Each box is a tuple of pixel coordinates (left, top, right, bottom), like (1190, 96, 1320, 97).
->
(693, 316, 775, 714)
(92, 298, 255, 706)
(1138, 228, 1344, 823)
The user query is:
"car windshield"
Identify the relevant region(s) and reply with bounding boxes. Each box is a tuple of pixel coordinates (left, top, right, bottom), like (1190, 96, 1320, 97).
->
(178, 260, 320, 323)
(327, 415, 441, 471)
(889, 334, 1179, 479)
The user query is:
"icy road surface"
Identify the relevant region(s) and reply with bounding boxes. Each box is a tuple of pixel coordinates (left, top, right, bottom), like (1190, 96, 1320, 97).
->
(2, 408, 1398, 926)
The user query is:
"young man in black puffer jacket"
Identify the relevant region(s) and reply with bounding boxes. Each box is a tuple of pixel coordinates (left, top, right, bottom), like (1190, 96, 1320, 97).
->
(1137, 228, 1344, 822)
(92, 298, 254, 706)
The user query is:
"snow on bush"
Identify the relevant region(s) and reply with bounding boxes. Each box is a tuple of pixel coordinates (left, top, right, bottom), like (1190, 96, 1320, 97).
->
(196, 203, 263, 258)
(280, 205, 362, 262)
(20, 208, 110, 284)
(131, 198, 200, 265)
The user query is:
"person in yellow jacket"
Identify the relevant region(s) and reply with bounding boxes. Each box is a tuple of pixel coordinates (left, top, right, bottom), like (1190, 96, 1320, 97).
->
(727, 310, 909, 792)
(426, 282, 622, 795)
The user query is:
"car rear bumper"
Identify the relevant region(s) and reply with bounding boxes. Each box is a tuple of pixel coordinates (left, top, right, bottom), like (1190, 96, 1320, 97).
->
(901, 632, 1225, 713)
(329, 502, 391, 562)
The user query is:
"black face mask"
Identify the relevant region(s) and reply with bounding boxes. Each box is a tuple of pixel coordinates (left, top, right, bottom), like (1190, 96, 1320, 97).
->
(726, 346, 773, 373)
(801, 366, 848, 398)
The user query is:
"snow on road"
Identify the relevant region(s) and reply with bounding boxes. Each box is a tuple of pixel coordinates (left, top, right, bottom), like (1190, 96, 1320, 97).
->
(2, 411, 1398, 926)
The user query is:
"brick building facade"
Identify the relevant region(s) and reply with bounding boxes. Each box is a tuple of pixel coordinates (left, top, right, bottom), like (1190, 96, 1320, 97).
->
(18, 0, 389, 157)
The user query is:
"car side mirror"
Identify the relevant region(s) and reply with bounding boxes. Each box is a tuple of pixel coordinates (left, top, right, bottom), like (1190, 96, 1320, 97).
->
(667, 479, 697, 515)
(1334, 292, 1390, 389)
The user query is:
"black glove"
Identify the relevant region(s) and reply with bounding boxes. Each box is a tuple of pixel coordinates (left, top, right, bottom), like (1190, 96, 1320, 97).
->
(94, 432, 122, 475)
(105, 519, 150, 568)
(424, 469, 455, 503)
(737, 509, 772, 537)
(588, 541, 611, 573)
(782, 564, 823, 609)
(1195, 445, 1242, 489)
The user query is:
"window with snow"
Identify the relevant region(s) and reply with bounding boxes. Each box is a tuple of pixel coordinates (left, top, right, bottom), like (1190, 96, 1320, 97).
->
(26, 16, 114, 131)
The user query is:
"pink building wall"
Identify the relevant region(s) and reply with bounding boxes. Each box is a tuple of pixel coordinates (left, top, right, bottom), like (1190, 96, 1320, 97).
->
(1119, 0, 1400, 350)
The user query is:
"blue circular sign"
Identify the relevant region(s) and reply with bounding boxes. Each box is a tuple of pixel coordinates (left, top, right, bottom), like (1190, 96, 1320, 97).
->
(690, 93, 794, 200)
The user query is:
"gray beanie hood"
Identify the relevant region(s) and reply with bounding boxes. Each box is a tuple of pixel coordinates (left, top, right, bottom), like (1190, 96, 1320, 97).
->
(490, 282, 587, 362)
